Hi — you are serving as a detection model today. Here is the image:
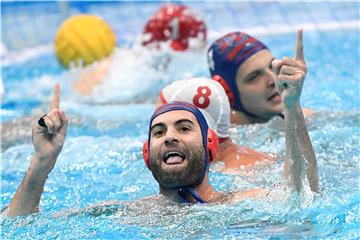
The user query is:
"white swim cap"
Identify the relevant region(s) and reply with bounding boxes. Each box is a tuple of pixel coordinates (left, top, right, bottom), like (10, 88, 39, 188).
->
(159, 77, 230, 138)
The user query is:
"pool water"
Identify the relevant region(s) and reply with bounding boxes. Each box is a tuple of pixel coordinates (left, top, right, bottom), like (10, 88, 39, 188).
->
(1, 3, 360, 240)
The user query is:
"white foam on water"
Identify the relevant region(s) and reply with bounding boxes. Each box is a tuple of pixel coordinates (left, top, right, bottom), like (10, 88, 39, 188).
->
(84, 45, 207, 104)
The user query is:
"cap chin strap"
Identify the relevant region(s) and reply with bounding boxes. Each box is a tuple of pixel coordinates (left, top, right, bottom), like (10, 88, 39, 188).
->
(236, 105, 285, 122)
(174, 150, 208, 204)
(236, 103, 261, 119)
(278, 112, 285, 119)
(148, 102, 213, 204)
(177, 187, 206, 203)
(236, 103, 285, 121)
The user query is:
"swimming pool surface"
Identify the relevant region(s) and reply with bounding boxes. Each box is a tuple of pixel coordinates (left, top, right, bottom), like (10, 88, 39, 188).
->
(1, 2, 359, 240)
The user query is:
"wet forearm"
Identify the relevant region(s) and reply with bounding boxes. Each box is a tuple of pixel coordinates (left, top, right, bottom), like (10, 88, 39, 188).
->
(292, 104, 319, 192)
(284, 102, 305, 192)
(4, 155, 52, 217)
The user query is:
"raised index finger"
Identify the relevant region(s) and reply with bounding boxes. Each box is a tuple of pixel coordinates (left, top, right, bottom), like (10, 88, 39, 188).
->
(295, 29, 304, 62)
(50, 83, 60, 110)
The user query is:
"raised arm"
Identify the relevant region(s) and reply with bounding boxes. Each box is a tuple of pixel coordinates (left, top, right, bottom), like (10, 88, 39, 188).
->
(3, 84, 69, 217)
(272, 29, 319, 193)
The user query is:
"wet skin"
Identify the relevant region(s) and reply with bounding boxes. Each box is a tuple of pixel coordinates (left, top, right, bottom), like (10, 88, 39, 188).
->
(233, 49, 283, 123)
(148, 110, 206, 188)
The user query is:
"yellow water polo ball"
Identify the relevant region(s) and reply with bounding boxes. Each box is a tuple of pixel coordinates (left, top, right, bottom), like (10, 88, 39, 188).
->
(54, 14, 116, 68)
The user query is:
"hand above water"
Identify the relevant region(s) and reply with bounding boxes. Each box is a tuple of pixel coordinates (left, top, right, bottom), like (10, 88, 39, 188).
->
(32, 83, 68, 171)
(3, 83, 69, 217)
(272, 29, 307, 109)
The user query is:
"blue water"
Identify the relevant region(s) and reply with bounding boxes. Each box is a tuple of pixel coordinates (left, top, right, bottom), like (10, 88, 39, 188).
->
(1, 2, 360, 240)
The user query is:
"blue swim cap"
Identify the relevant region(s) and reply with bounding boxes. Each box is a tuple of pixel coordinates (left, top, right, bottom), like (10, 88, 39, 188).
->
(147, 101, 218, 203)
(207, 32, 268, 112)
(148, 101, 210, 172)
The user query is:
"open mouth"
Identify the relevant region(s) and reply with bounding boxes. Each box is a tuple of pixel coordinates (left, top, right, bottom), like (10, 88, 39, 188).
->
(267, 92, 281, 103)
(163, 151, 185, 165)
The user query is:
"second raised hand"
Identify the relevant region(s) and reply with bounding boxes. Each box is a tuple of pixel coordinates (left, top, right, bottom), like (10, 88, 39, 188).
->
(272, 29, 307, 108)
(33, 83, 68, 161)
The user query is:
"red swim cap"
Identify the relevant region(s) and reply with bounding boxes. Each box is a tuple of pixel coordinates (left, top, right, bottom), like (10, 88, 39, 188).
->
(142, 4, 207, 51)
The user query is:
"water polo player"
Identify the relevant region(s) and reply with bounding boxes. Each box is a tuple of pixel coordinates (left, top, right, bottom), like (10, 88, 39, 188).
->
(142, 3, 207, 51)
(207, 29, 313, 125)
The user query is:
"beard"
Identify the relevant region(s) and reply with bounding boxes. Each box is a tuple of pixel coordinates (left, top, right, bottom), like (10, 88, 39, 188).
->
(148, 144, 206, 189)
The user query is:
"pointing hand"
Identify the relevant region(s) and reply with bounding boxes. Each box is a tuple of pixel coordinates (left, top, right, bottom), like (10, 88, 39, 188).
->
(32, 84, 68, 169)
(272, 29, 307, 109)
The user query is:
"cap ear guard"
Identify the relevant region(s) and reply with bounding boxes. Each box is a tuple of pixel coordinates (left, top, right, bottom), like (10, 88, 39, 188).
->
(143, 141, 150, 169)
(207, 129, 218, 162)
(212, 75, 236, 107)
